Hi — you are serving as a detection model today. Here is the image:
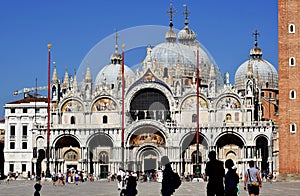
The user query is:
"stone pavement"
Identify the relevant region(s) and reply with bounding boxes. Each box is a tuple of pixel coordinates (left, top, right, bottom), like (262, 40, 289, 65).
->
(1, 179, 300, 196)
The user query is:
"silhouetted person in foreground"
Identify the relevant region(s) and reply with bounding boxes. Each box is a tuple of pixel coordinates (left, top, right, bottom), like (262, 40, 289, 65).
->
(205, 151, 225, 196)
(34, 176, 42, 196)
(161, 156, 175, 196)
(224, 159, 239, 196)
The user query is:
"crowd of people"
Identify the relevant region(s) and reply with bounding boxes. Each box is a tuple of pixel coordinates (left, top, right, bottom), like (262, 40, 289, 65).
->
(2, 152, 273, 196)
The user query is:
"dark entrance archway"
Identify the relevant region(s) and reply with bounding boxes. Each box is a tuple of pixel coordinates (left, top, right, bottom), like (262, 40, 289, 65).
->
(36, 149, 45, 176)
(55, 136, 80, 173)
(181, 133, 208, 174)
(256, 136, 269, 172)
(88, 134, 113, 178)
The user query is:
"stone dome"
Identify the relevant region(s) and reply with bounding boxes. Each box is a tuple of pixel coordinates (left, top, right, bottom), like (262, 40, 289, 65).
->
(151, 42, 196, 68)
(178, 26, 197, 45)
(234, 58, 278, 90)
(95, 63, 135, 87)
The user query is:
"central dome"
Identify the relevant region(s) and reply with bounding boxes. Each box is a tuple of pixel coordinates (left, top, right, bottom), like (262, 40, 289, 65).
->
(151, 42, 196, 68)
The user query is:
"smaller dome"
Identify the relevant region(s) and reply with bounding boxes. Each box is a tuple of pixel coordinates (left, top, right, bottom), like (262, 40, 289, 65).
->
(165, 28, 177, 43)
(178, 26, 197, 45)
(234, 58, 278, 90)
(95, 63, 135, 87)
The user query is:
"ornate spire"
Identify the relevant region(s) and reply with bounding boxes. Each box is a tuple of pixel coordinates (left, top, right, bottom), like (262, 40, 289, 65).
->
(51, 64, 59, 83)
(247, 58, 253, 78)
(85, 66, 92, 83)
(209, 64, 216, 79)
(72, 70, 79, 92)
(62, 67, 70, 88)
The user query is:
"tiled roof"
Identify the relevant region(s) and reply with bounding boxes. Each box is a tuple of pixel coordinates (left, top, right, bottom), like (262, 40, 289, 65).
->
(7, 97, 48, 104)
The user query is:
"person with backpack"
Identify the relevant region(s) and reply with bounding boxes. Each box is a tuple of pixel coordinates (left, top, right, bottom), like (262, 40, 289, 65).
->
(224, 159, 239, 196)
(161, 156, 181, 196)
(244, 160, 262, 196)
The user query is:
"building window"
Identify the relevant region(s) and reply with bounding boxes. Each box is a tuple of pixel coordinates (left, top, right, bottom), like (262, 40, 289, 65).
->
(23, 108, 27, 113)
(289, 24, 295, 33)
(9, 164, 14, 172)
(192, 114, 197, 123)
(290, 90, 296, 99)
(226, 114, 232, 121)
(10, 142, 15, 149)
(290, 123, 296, 133)
(289, 57, 296, 66)
(22, 142, 27, 149)
(22, 125, 27, 136)
(10, 125, 15, 136)
(71, 116, 76, 124)
(11, 108, 15, 113)
(22, 164, 26, 172)
(103, 115, 108, 124)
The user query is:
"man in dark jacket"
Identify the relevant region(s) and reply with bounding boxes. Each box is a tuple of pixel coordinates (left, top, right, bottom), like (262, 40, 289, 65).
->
(205, 151, 225, 196)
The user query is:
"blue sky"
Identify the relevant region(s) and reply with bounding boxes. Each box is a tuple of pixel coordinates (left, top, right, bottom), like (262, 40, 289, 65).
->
(0, 0, 277, 118)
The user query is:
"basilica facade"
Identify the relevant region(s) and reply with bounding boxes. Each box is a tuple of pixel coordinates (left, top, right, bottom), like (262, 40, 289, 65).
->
(3, 6, 279, 179)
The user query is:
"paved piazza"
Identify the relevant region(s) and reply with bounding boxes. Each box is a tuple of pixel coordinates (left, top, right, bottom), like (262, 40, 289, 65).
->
(1, 179, 300, 196)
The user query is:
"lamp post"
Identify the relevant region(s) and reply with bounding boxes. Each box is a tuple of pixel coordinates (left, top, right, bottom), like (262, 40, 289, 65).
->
(46, 43, 52, 177)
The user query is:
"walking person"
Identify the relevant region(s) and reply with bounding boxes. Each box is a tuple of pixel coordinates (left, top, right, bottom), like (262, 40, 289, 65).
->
(161, 156, 174, 196)
(205, 151, 225, 196)
(224, 159, 239, 196)
(244, 160, 262, 196)
(34, 176, 42, 196)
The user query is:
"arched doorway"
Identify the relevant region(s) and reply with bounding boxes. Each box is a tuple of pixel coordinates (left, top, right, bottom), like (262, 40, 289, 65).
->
(36, 149, 45, 176)
(136, 146, 161, 174)
(54, 135, 80, 172)
(215, 134, 244, 174)
(256, 136, 269, 173)
(181, 133, 208, 175)
(88, 134, 113, 179)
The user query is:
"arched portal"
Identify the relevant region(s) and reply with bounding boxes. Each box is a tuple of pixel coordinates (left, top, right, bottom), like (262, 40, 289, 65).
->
(130, 88, 170, 122)
(128, 126, 166, 172)
(88, 134, 113, 179)
(54, 136, 80, 172)
(36, 149, 45, 176)
(181, 133, 208, 175)
(256, 136, 269, 172)
(215, 134, 244, 174)
(136, 146, 161, 173)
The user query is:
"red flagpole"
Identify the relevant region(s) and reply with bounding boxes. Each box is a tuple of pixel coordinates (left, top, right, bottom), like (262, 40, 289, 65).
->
(46, 43, 52, 177)
(121, 43, 125, 169)
(195, 42, 200, 178)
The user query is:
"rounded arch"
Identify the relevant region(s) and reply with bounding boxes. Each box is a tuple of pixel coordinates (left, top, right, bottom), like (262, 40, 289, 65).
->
(87, 133, 114, 148)
(126, 84, 175, 112)
(90, 96, 119, 112)
(214, 132, 245, 148)
(52, 134, 81, 148)
(254, 134, 271, 146)
(180, 94, 209, 110)
(254, 135, 270, 172)
(128, 88, 171, 121)
(60, 98, 85, 112)
(127, 124, 167, 147)
(135, 145, 162, 171)
(180, 131, 209, 151)
(215, 95, 241, 110)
